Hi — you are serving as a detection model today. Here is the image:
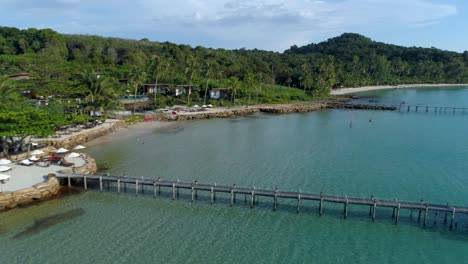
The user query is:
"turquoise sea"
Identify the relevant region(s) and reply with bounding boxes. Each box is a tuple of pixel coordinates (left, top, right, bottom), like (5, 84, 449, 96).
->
(2, 86, 468, 263)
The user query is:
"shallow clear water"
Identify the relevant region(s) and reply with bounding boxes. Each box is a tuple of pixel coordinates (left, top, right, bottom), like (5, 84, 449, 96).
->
(2, 87, 468, 263)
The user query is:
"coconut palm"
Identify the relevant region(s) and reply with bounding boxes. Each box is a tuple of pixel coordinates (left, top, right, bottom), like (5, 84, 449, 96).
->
(129, 67, 147, 114)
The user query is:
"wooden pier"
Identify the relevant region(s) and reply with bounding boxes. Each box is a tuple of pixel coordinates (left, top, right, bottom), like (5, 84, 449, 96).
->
(401, 104, 468, 113)
(57, 173, 467, 229)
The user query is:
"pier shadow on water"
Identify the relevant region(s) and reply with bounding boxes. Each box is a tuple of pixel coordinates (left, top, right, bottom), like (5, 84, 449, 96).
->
(82, 181, 468, 240)
(11, 208, 85, 240)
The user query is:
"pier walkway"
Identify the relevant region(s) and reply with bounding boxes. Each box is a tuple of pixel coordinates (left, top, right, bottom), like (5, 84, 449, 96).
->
(57, 173, 467, 229)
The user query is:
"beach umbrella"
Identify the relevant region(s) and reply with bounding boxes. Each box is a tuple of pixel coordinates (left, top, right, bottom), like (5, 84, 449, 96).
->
(56, 148, 69, 154)
(30, 150, 45, 155)
(66, 152, 80, 158)
(0, 166, 12, 172)
(0, 159, 11, 165)
(20, 159, 33, 166)
(74, 145, 86, 150)
(0, 174, 10, 193)
(29, 156, 40, 161)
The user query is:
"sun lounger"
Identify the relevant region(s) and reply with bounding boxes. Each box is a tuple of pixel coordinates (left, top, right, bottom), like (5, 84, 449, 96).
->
(59, 159, 75, 167)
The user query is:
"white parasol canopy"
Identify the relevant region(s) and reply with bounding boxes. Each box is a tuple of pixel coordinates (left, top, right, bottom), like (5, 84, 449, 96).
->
(0, 166, 12, 172)
(0, 174, 10, 181)
(20, 159, 33, 166)
(74, 145, 86, 150)
(66, 152, 80, 158)
(0, 173, 10, 193)
(56, 148, 69, 154)
(29, 156, 40, 161)
(30, 150, 45, 155)
(0, 159, 12, 165)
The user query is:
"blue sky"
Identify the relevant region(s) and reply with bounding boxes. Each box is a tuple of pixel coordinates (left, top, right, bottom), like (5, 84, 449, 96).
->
(0, 0, 466, 52)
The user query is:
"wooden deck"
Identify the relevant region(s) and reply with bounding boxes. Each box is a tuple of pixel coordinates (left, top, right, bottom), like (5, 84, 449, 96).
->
(57, 173, 466, 229)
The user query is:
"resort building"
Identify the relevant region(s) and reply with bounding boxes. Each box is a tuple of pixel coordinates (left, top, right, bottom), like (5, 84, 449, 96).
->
(209, 88, 230, 99)
(144, 84, 170, 95)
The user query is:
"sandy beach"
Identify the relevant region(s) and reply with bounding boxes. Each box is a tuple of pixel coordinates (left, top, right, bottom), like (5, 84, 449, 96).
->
(331, 83, 468, 95)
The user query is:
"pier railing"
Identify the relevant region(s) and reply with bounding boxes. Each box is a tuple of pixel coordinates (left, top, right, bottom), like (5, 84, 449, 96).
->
(57, 173, 466, 229)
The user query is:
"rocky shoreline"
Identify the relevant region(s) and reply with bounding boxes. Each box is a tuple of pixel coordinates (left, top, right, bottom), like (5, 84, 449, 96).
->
(0, 99, 347, 212)
(0, 154, 97, 211)
(150, 102, 333, 121)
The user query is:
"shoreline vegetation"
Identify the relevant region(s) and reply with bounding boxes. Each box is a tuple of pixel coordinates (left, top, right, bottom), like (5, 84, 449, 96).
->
(1, 83, 466, 211)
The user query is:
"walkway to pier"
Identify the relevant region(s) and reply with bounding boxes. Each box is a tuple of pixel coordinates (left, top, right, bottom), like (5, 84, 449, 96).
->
(57, 173, 467, 229)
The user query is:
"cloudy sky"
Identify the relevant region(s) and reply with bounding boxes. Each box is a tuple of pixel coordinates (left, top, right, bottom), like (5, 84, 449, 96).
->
(0, 0, 466, 52)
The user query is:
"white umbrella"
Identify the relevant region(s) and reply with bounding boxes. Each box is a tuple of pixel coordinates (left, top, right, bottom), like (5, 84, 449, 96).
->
(0, 166, 12, 172)
(0, 174, 10, 193)
(30, 150, 45, 155)
(74, 145, 86, 150)
(66, 152, 80, 158)
(29, 155, 40, 161)
(56, 148, 69, 154)
(0, 159, 11, 165)
(20, 159, 33, 166)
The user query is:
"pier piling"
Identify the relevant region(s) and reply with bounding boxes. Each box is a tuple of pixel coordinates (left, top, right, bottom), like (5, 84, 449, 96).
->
(99, 176, 103, 192)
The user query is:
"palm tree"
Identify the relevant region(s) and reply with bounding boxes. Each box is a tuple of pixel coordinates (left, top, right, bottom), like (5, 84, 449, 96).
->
(77, 68, 120, 116)
(0, 76, 17, 104)
(129, 67, 147, 114)
(185, 55, 199, 108)
(203, 61, 213, 105)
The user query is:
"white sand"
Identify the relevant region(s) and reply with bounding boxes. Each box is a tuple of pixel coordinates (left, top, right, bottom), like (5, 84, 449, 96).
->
(1, 157, 85, 192)
(331, 84, 468, 95)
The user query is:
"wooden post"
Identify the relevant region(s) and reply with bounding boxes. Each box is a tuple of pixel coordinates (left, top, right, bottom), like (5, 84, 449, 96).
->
(117, 177, 121, 193)
(392, 199, 397, 219)
(194, 180, 198, 200)
(418, 199, 423, 222)
(177, 179, 180, 198)
(99, 176, 103, 192)
(372, 201, 377, 222)
(67, 176, 71, 187)
(172, 183, 176, 200)
(450, 208, 456, 230)
(344, 196, 349, 219)
(135, 179, 139, 196)
(435, 107, 437, 113)
(407, 105, 410, 112)
(124, 174, 127, 192)
(444, 204, 448, 224)
(244, 194, 247, 205)
(426, 106, 428, 112)
(191, 186, 195, 203)
(213, 182, 216, 201)
(153, 181, 157, 198)
(395, 203, 400, 224)
(84, 175, 87, 190)
(158, 177, 161, 195)
(415, 106, 418, 112)
(369, 195, 374, 217)
(423, 204, 428, 226)
(230, 189, 234, 207)
(233, 184, 237, 204)
(410, 209, 413, 220)
(210, 187, 215, 205)
(434, 212, 438, 225)
(140, 176, 144, 193)
(319, 192, 324, 216)
(297, 192, 301, 214)
(251, 189, 255, 209)
(273, 187, 278, 211)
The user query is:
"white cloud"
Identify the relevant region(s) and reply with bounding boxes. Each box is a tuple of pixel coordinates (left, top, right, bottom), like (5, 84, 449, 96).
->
(0, 0, 457, 51)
